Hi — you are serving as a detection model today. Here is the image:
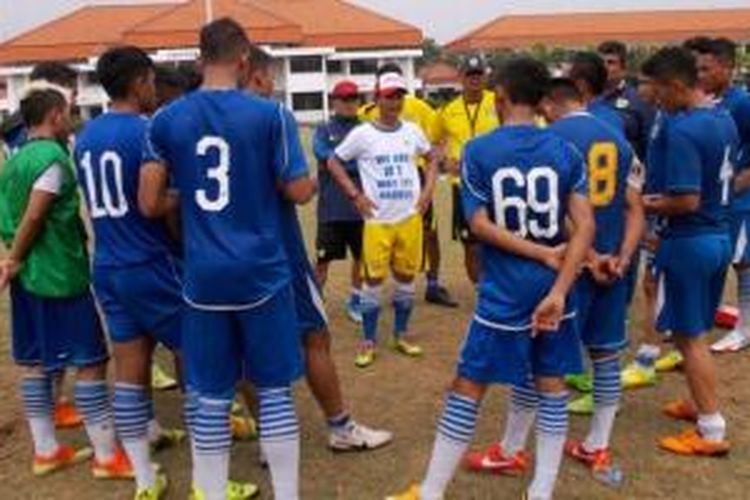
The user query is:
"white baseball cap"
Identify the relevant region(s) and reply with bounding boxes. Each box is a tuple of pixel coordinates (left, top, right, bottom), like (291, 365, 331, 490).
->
(376, 72, 407, 97)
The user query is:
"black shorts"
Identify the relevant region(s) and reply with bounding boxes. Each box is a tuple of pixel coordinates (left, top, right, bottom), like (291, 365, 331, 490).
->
(452, 184, 476, 243)
(316, 220, 364, 263)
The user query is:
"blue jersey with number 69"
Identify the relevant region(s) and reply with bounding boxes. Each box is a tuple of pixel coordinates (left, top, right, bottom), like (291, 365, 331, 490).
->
(145, 89, 307, 309)
(462, 125, 587, 328)
(658, 107, 738, 238)
(551, 111, 642, 255)
(75, 111, 175, 269)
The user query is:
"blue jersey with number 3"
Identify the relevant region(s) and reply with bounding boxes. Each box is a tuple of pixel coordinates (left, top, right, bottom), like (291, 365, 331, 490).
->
(659, 107, 738, 238)
(75, 112, 175, 268)
(551, 112, 639, 255)
(462, 125, 587, 327)
(145, 89, 307, 308)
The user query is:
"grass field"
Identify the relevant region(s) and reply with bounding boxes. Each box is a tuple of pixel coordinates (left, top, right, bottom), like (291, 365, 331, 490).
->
(1, 130, 750, 499)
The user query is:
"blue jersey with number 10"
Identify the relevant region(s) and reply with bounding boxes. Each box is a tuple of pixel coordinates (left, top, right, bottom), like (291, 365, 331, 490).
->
(462, 125, 587, 328)
(74, 111, 175, 268)
(145, 89, 307, 309)
(551, 111, 639, 255)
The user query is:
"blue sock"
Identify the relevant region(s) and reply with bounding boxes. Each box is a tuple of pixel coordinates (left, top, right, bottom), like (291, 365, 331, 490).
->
(21, 375, 58, 455)
(361, 284, 381, 343)
(193, 397, 232, 499)
(327, 412, 351, 433)
(585, 355, 621, 450)
(529, 391, 568, 500)
(259, 387, 300, 500)
(393, 282, 415, 338)
(75, 380, 116, 462)
(427, 276, 439, 291)
(349, 289, 361, 309)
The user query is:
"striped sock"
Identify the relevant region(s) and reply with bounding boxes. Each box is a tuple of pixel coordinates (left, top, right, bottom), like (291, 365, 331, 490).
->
(75, 380, 116, 462)
(421, 393, 479, 500)
(361, 284, 382, 343)
(528, 391, 568, 500)
(21, 375, 59, 456)
(193, 397, 232, 500)
(738, 268, 750, 335)
(113, 383, 154, 489)
(392, 281, 415, 338)
(259, 387, 300, 500)
(584, 356, 621, 451)
(501, 380, 539, 455)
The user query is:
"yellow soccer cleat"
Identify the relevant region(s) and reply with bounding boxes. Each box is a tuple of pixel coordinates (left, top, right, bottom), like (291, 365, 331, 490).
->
(391, 338, 423, 357)
(355, 341, 377, 368)
(621, 362, 657, 390)
(151, 363, 178, 391)
(655, 350, 684, 372)
(150, 427, 187, 452)
(189, 480, 260, 500)
(386, 484, 426, 500)
(231, 414, 258, 441)
(134, 470, 168, 500)
(32, 445, 93, 476)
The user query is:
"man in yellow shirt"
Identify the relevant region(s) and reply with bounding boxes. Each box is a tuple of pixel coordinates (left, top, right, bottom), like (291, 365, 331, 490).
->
(433, 56, 500, 283)
(360, 63, 457, 307)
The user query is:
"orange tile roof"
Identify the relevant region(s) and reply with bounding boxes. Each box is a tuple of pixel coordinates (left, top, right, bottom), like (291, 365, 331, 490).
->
(0, 0, 422, 66)
(447, 9, 750, 51)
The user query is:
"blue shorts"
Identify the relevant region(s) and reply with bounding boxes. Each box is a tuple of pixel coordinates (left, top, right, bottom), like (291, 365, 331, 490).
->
(93, 256, 183, 350)
(730, 212, 750, 265)
(290, 255, 328, 336)
(576, 274, 628, 352)
(457, 316, 583, 386)
(10, 283, 109, 371)
(655, 234, 731, 337)
(182, 285, 303, 398)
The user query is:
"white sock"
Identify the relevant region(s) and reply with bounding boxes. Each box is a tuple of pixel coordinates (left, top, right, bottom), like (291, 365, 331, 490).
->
(21, 376, 59, 456)
(500, 384, 538, 455)
(528, 392, 568, 500)
(194, 452, 229, 500)
(259, 387, 300, 500)
(122, 439, 155, 489)
(28, 417, 58, 456)
(262, 439, 300, 500)
(584, 406, 618, 451)
(698, 412, 726, 442)
(147, 418, 163, 443)
(584, 356, 621, 451)
(193, 397, 232, 499)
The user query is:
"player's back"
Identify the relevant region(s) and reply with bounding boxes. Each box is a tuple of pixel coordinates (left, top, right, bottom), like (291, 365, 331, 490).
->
(588, 100, 625, 134)
(551, 112, 635, 254)
(462, 125, 586, 327)
(147, 89, 291, 307)
(663, 107, 738, 238)
(75, 112, 174, 268)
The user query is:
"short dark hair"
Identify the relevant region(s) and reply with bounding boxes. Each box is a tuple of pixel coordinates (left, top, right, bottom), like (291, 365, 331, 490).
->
(598, 40, 628, 65)
(29, 62, 77, 89)
(705, 37, 737, 67)
(96, 46, 154, 100)
(199, 17, 250, 63)
(682, 36, 712, 54)
(569, 52, 609, 96)
(641, 46, 697, 87)
(377, 62, 403, 77)
(20, 89, 67, 127)
(490, 56, 550, 106)
(547, 77, 583, 103)
(247, 44, 273, 73)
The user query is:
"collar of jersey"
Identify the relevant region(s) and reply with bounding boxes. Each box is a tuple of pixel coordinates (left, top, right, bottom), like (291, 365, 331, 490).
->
(369, 120, 403, 133)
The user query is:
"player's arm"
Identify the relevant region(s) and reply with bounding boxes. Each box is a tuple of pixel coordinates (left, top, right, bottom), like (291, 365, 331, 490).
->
(612, 159, 646, 277)
(139, 161, 179, 218)
(644, 128, 701, 216)
(274, 106, 316, 205)
(328, 126, 376, 218)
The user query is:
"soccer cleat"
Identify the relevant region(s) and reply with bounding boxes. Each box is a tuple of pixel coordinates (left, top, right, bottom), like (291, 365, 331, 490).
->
(655, 350, 683, 372)
(463, 443, 530, 475)
(658, 428, 730, 457)
(134, 470, 168, 500)
(621, 362, 657, 390)
(231, 414, 258, 441)
(92, 447, 135, 480)
(567, 393, 594, 415)
(151, 364, 178, 391)
(150, 427, 187, 452)
(714, 304, 739, 330)
(565, 373, 593, 393)
(346, 297, 363, 324)
(662, 399, 698, 423)
(711, 329, 750, 353)
(391, 338, 423, 357)
(425, 285, 459, 308)
(189, 481, 260, 500)
(54, 400, 83, 429)
(565, 440, 613, 472)
(386, 484, 427, 500)
(33, 445, 93, 476)
(329, 421, 393, 451)
(355, 341, 376, 368)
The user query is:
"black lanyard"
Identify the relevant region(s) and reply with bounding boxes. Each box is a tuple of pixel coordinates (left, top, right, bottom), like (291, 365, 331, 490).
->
(463, 94, 483, 138)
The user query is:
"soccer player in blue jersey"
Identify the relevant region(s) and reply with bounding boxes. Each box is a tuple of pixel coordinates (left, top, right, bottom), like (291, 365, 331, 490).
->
(695, 38, 750, 353)
(542, 78, 645, 475)
(388, 57, 595, 500)
(74, 46, 180, 499)
(641, 47, 738, 457)
(139, 18, 315, 500)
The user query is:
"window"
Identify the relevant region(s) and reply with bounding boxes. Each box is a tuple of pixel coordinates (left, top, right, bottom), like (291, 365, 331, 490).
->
(326, 60, 343, 74)
(349, 59, 378, 75)
(292, 92, 324, 111)
(290, 56, 322, 73)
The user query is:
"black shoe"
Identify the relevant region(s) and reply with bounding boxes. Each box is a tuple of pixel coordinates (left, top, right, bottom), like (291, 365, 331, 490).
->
(425, 285, 459, 308)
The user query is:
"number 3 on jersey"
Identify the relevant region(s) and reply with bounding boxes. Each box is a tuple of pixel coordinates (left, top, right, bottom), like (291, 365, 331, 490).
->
(196, 136, 230, 212)
(493, 166, 560, 239)
(588, 142, 617, 207)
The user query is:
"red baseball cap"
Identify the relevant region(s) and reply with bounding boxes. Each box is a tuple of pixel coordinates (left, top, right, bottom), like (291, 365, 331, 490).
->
(331, 80, 359, 99)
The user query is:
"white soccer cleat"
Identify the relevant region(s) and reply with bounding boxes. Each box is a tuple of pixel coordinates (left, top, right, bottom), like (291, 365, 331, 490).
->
(329, 421, 393, 452)
(711, 329, 750, 353)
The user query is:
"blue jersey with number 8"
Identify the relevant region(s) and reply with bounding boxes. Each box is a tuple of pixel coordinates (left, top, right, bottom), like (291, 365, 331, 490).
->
(462, 125, 587, 328)
(145, 89, 308, 309)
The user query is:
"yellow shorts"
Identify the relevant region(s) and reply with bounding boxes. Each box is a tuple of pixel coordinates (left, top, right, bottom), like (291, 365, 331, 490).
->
(362, 214, 424, 281)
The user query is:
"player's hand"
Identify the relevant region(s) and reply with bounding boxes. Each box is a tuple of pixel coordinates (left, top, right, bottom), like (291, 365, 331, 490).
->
(353, 193, 378, 219)
(608, 254, 632, 280)
(0, 258, 20, 291)
(588, 253, 617, 285)
(642, 194, 663, 213)
(417, 193, 433, 216)
(542, 244, 567, 271)
(532, 291, 565, 336)
(643, 232, 660, 253)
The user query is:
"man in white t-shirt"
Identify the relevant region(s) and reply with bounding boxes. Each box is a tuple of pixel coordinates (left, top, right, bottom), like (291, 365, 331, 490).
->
(327, 71, 438, 368)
